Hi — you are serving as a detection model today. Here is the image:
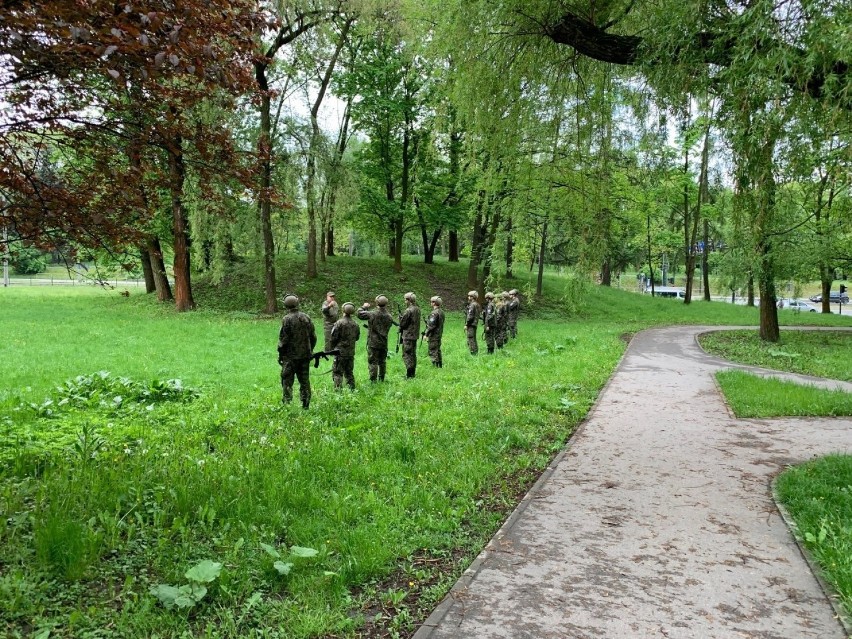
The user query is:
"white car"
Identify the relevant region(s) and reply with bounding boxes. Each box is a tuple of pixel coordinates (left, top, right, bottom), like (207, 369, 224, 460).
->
(780, 299, 817, 312)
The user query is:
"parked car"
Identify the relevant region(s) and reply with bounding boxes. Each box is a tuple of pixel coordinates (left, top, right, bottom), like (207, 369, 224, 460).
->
(809, 292, 850, 304)
(780, 299, 817, 312)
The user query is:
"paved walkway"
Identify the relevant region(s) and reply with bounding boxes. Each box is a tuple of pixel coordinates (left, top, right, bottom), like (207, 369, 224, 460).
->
(415, 326, 852, 639)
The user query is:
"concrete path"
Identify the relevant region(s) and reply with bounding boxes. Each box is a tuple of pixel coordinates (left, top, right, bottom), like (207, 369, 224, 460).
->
(415, 326, 852, 639)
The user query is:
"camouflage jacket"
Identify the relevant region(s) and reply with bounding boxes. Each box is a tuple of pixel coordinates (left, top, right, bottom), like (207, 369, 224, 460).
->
(496, 303, 508, 328)
(321, 300, 339, 327)
(507, 297, 520, 321)
(482, 301, 497, 329)
(465, 301, 481, 328)
(399, 304, 421, 342)
(357, 306, 394, 349)
(425, 308, 445, 340)
(278, 310, 317, 361)
(330, 315, 360, 357)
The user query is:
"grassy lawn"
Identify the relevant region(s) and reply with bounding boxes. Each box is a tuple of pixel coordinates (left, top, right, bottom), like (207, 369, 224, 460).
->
(1, 262, 850, 638)
(716, 370, 852, 417)
(776, 456, 852, 619)
(699, 329, 852, 381)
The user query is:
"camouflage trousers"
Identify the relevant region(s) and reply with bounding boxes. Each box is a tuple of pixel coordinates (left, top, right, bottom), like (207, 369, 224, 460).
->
(484, 327, 496, 353)
(427, 338, 442, 367)
(367, 346, 388, 381)
(466, 326, 478, 355)
(323, 326, 334, 352)
(332, 356, 355, 390)
(402, 339, 417, 376)
(508, 319, 517, 338)
(281, 358, 311, 408)
(496, 326, 508, 348)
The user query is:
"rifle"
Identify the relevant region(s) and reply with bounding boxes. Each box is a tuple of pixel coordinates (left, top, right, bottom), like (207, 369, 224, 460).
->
(310, 349, 341, 368)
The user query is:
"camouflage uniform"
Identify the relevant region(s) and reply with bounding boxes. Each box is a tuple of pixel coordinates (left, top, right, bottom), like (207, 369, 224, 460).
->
(465, 291, 481, 355)
(424, 296, 445, 367)
(495, 292, 510, 348)
(278, 296, 317, 409)
(321, 293, 339, 351)
(357, 296, 394, 382)
(330, 304, 360, 390)
(507, 289, 520, 338)
(399, 292, 421, 378)
(481, 293, 497, 354)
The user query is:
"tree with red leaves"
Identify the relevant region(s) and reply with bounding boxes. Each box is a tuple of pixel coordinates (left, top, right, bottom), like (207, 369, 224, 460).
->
(1, 0, 260, 310)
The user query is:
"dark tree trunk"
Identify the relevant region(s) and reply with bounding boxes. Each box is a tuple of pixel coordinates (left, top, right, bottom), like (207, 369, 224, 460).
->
(139, 244, 155, 293)
(600, 259, 611, 286)
(168, 133, 194, 312)
(449, 230, 459, 262)
(326, 225, 334, 256)
(536, 218, 548, 296)
(467, 191, 486, 289)
(256, 63, 278, 314)
(147, 236, 172, 302)
(702, 220, 711, 301)
(505, 215, 514, 278)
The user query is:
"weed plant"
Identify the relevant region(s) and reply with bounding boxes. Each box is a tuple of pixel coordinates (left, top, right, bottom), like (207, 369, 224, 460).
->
(716, 371, 852, 417)
(1, 271, 847, 638)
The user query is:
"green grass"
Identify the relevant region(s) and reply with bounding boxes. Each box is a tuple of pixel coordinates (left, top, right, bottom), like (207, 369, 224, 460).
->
(1, 260, 849, 638)
(699, 329, 852, 381)
(776, 456, 852, 618)
(716, 370, 852, 417)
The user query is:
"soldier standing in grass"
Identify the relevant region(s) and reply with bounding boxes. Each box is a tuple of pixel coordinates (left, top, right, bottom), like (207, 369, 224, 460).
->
(278, 295, 317, 409)
(330, 302, 360, 390)
(423, 296, 445, 367)
(507, 289, 520, 339)
(399, 292, 421, 378)
(357, 295, 394, 382)
(482, 291, 497, 354)
(321, 291, 339, 351)
(496, 291, 510, 349)
(465, 290, 481, 355)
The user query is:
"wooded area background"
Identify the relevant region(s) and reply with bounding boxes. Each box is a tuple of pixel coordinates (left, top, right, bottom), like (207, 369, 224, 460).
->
(1, 0, 850, 341)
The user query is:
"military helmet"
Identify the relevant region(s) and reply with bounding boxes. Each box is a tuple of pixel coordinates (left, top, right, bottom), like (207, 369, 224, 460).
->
(375, 295, 388, 306)
(283, 295, 299, 309)
(467, 290, 478, 299)
(501, 291, 510, 299)
(326, 291, 336, 298)
(430, 295, 442, 306)
(485, 291, 495, 300)
(342, 302, 355, 315)
(509, 289, 518, 296)
(404, 292, 416, 303)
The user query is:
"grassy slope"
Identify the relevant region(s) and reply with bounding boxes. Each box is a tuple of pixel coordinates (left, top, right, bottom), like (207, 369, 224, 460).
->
(2, 256, 851, 638)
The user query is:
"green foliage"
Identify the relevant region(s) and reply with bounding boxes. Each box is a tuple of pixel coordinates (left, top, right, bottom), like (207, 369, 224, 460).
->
(150, 560, 223, 610)
(11, 245, 47, 275)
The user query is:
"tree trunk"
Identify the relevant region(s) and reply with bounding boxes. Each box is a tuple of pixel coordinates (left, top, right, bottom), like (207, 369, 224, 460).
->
(600, 258, 611, 286)
(646, 213, 655, 296)
(168, 134, 194, 312)
(536, 218, 548, 296)
(147, 236, 172, 301)
(702, 220, 711, 301)
(505, 215, 514, 278)
(327, 225, 334, 256)
(394, 218, 403, 272)
(449, 230, 459, 262)
(256, 63, 278, 314)
(139, 244, 155, 293)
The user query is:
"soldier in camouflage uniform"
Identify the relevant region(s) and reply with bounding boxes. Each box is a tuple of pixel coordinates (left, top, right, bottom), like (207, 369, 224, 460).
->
(507, 289, 520, 338)
(495, 291, 510, 349)
(278, 295, 317, 409)
(357, 295, 394, 382)
(464, 290, 480, 355)
(321, 291, 339, 351)
(423, 295, 445, 367)
(398, 292, 421, 378)
(481, 291, 497, 354)
(330, 302, 360, 390)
